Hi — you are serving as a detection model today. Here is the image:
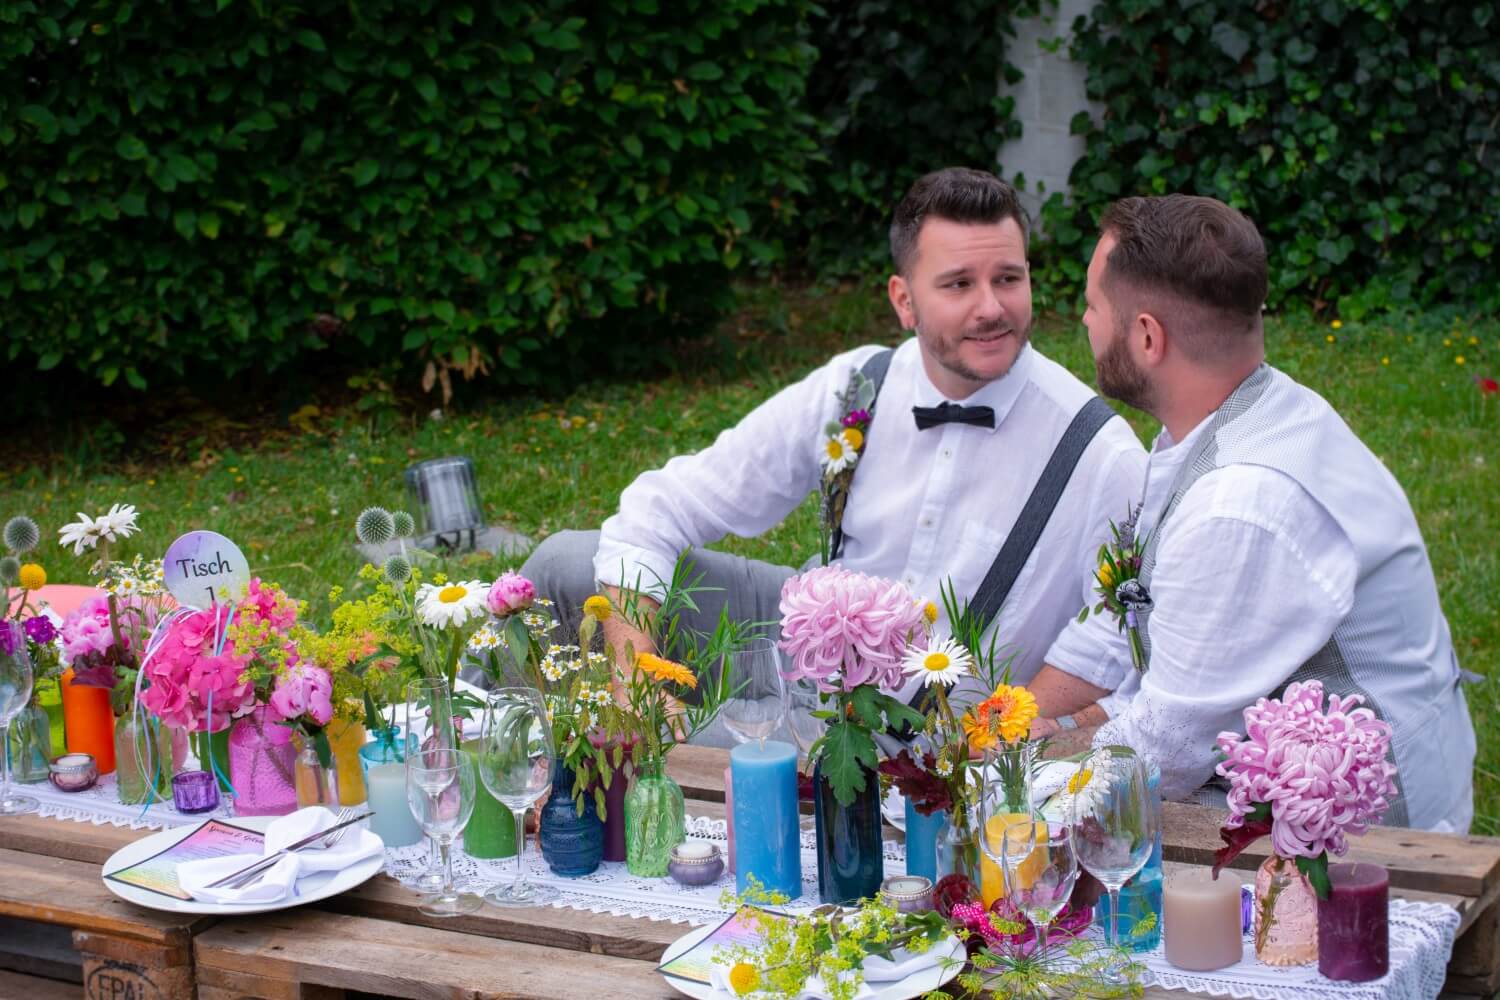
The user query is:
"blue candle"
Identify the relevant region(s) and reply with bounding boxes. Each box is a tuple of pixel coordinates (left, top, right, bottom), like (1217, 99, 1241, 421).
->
(731, 740, 801, 897)
(903, 797, 944, 881)
(365, 761, 424, 847)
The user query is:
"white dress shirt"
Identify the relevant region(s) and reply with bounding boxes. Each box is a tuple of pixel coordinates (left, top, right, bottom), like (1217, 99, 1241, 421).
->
(596, 337, 1148, 701)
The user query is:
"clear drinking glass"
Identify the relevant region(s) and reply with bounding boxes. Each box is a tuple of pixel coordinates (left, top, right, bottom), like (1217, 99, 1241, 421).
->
(405, 746, 480, 916)
(1000, 820, 1079, 953)
(0, 638, 38, 816)
(721, 638, 786, 749)
(477, 687, 556, 907)
(785, 677, 824, 757)
(1071, 749, 1156, 978)
(405, 678, 456, 892)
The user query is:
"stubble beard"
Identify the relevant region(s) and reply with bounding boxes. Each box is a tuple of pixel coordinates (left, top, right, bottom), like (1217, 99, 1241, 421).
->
(913, 310, 1033, 388)
(1094, 320, 1154, 412)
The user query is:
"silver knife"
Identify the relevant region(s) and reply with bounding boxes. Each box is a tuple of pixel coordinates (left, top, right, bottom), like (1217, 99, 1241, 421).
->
(204, 811, 375, 889)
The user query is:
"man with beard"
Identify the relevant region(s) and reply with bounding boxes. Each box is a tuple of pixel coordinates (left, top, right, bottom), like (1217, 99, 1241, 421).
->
(1027, 194, 1475, 831)
(507, 168, 1146, 734)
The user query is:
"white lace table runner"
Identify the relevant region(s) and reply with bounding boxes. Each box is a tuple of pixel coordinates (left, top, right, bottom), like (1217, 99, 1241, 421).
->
(24, 783, 1462, 999)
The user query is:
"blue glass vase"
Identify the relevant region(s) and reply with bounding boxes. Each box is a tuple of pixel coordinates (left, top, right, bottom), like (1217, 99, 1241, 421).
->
(813, 757, 883, 904)
(540, 756, 603, 877)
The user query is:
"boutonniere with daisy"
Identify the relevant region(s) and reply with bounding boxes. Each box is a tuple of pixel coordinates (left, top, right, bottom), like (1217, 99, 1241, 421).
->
(818, 364, 878, 564)
(1079, 504, 1154, 672)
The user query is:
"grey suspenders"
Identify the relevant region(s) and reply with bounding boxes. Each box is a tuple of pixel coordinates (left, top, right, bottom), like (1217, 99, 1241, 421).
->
(827, 348, 895, 564)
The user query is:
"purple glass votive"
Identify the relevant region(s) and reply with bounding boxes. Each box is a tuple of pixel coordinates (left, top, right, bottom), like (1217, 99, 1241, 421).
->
(881, 875, 934, 914)
(172, 769, 220, 814)
(1318, 863, 1389, 982)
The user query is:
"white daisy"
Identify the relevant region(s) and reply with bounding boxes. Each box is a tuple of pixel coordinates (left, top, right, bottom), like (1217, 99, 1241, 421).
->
(1043, 760, 1111, 824)
(820, 433, 857, 474)
(902, 637, 972, 687)
(58, 512, 103, 555)
(467, 623, 503, 653)
(114, 576, 139, 597)
(95, 503, 139, 543)
(415, 579, 488, 629)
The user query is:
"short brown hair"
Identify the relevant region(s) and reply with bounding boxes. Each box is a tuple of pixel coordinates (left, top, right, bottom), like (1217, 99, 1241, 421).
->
(890, 168, 1029, 275)
(1099, 195, 1267, 350)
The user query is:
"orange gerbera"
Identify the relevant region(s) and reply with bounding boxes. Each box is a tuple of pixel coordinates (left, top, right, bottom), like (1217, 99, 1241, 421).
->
(965, 683, 1039, 747)
(636, 652, 698, 690)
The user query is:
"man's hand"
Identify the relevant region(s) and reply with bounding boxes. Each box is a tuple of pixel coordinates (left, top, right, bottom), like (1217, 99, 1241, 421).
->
(1032, 702, 1110, 757)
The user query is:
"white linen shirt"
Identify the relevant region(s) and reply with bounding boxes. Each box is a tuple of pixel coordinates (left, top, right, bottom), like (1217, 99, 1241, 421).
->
(595, 337, 1148, 701)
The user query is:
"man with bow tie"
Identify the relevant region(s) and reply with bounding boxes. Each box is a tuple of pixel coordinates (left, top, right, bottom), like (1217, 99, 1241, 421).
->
(513, 167, 1147, 733)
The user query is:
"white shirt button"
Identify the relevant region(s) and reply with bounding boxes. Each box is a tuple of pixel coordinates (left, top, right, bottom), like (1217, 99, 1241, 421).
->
(940, 448, 952, 460)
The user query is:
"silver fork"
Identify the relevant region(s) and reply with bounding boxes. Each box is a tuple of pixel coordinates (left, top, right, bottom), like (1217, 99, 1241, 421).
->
(218, 806, 360, 890)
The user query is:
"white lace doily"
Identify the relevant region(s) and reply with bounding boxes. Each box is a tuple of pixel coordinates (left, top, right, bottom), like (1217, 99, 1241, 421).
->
(1139, 895, 1459, 1000)
(384, 814, 907, 926)
(16, 771, 234, 830)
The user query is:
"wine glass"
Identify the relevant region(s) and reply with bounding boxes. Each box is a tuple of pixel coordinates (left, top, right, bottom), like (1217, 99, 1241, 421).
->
(0, 636, 37, 816)
(721, 638, 786, 749)
(405, 746, 481, 916)
(1071, 749, 1157, 978)
(405, 678, 456, 892)
(784, 677, 824, 757)
(1000, 820, 1079, 953)
(477, 687, 556, 907)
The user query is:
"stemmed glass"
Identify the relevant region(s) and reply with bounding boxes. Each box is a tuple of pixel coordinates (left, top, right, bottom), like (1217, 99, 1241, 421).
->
(0, 636, 38, 816)
(721, 638, 786, 748)
(784, 677, 824, 757)
(477, 687, 556, 907)
(405, 678, 456, 892)
(405, 746, 481, 916)
(1000, 820, 1079, 953)
(1071, 749, 1157, 978)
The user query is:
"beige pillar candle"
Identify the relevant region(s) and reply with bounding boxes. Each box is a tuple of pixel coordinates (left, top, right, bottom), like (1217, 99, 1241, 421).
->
(1164, 868, 1244, 972)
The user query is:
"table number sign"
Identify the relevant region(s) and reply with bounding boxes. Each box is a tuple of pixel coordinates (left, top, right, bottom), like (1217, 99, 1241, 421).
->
(162, 530, 251, 608)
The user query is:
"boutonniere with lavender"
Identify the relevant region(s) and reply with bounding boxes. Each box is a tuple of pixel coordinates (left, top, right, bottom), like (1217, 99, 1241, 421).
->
(818, 365, 877, 565)
(1078, 505, 1153, 672)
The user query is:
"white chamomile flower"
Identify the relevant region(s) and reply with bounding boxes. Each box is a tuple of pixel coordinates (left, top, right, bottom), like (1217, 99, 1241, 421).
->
(820, 433, 858, 474)
(935, 756, 954, 778)
(535, 596, 555, 607)
(542, 661, 564, 683)
(115, 576, 139, 597)
(415, 579, 488, 629)
(467, 623, 502, 653)
(95, 503, 140, 543)
(58, 512, 103, 555)
(902, 637, 972, 687)
(593, 690, 612, 707)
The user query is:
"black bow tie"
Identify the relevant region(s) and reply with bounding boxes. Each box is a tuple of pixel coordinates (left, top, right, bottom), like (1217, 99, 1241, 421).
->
(912, 402, 996, 431)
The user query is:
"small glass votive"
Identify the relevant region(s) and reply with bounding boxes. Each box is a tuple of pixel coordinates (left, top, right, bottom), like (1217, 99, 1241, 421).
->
(171, 769, 220, 814)
(49, 753, 98, 792)
(667, 842, 725, 886)
(880, 875, 934, 913)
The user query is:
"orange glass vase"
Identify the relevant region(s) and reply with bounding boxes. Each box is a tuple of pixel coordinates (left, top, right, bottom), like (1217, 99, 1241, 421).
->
(61, 667, 117, 774)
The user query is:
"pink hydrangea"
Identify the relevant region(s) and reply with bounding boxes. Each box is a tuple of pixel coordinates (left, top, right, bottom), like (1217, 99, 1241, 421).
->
(778, 566, 927, 693)
(1215, 680, 1398, 860)
(138, 605, 257, 732)
(487, 571, 536, 615)
(268, 662, 334, 726)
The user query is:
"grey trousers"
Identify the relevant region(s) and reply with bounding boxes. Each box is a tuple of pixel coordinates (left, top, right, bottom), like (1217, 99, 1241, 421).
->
(465, 530, 802, 748)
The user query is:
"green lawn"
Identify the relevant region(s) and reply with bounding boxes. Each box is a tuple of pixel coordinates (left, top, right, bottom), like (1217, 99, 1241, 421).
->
(5, 280, 1497, 829)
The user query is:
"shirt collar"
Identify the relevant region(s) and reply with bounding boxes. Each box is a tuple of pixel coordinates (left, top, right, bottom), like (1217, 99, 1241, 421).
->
(911, 342, 1035, 435)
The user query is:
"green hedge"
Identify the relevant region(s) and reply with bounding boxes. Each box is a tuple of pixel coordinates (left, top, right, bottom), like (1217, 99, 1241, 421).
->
(0, 0, 816, 389)
(1039, 0, 1500, 317)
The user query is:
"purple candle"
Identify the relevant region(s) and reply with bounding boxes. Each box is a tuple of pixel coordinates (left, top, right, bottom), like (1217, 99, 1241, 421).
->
(1317, 863, 1389, 982)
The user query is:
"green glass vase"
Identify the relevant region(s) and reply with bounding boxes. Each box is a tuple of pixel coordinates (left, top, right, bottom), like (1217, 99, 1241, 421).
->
(624, 757, 684, 877)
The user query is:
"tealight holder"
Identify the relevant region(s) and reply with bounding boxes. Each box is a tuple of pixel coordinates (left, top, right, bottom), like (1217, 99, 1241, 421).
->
(880, 875, 934, 913)
(172, 769, 220, 814)
(667, 842, 725, 887)
(48, 753, 98, 792)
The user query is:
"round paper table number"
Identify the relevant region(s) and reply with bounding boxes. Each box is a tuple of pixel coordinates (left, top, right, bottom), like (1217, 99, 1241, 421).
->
(162, 530, 251, 608)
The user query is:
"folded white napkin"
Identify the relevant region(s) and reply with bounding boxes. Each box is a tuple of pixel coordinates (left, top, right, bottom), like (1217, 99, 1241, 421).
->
(178, 807, 383, 904)
(708, 946, 940, 1000)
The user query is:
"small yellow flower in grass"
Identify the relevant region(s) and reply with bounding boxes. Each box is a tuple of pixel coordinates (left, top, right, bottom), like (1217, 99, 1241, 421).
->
(1326, 334, 1335, 343)
(583, 594, 611, 621)
(840, 426, 864, 452)
(636, 652, 697, 689)
(728, 962, 760, 996)
(18, 563, 45, 591)
(1456, 356, 1467, 365)
(1330, 319, 1342, 330)
(1444, 338, 1453, 347)
(1469, 336, 1479, 346)
(1096, 561, 1117, 589)
(923, 601, 939, 625)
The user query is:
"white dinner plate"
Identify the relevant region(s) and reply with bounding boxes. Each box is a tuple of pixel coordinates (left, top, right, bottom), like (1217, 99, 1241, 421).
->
(659, 920, 966, 1000)
(101, 815, 385, 915)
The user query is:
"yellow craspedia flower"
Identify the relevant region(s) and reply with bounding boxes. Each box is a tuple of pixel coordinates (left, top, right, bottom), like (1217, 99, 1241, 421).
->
(1096, 561, 1117, 589)
(923, 601, 939, 625)
(840, 426, 864, 452)
(636, 652, 697, 690)
(583, 594, 612, 621)
(728, 962, 760, 996)
(17, 563, 45, 591)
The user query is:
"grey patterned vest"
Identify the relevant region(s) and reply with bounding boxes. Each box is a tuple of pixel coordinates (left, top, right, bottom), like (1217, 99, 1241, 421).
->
(1133, 365, 1475, 829)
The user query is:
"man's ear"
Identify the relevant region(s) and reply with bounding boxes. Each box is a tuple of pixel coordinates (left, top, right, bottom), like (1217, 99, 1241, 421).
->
(887, 274, 915, 330)
(1136, 311, 1169, 367)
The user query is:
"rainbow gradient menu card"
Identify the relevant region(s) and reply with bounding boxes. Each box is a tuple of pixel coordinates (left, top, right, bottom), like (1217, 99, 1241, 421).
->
(657, 907, 790, 986)
(105, 819, 265, 901)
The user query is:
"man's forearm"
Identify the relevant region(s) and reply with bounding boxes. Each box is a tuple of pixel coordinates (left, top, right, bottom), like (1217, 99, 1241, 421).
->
(601, 585, 658, 665)
(1039, 721, 1102, 758)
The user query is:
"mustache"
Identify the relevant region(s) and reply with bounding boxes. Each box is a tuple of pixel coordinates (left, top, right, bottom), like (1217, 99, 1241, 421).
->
(965, 320, 1010, 337)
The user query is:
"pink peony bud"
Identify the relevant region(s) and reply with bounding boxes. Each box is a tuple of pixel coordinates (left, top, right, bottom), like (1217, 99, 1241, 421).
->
(268, 663, 335, 727)
(487, 571, 537, 615)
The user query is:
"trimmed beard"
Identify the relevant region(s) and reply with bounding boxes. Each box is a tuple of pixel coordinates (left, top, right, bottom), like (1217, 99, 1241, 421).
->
(912, 310, 1033, 386)
(1094, 319, 1154, 412)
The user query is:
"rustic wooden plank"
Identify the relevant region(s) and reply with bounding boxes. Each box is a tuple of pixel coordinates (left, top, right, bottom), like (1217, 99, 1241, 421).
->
(315, 873, 682, 962)
(1162, 800, 1500, 899)
(0, 813, 139, 866)
(668, 743, 731, 802)
(195, 910, 679, 999)
(195, 965, 346, 1000)
(0, 969, 79, 1000)
(0, 848, 208, 946)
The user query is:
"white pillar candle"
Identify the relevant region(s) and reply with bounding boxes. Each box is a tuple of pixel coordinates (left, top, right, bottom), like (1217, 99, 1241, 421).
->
(1164, 868, 1244, 972)
(365, 762, 424, 848)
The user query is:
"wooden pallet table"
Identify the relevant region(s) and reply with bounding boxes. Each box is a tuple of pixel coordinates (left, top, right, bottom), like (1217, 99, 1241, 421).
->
(0, 744, 1496, 998)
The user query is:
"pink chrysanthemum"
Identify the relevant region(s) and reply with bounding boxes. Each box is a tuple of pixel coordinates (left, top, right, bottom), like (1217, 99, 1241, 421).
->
(1215, 680, 1398, 860)
(778, 566, 926, 694)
